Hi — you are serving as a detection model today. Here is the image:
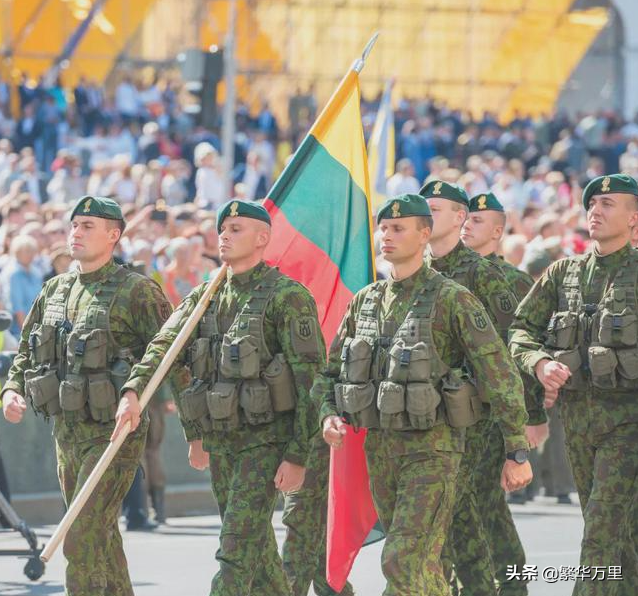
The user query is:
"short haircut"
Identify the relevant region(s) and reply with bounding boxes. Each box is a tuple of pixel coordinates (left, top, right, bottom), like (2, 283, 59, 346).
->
(416, 215, 434, 231)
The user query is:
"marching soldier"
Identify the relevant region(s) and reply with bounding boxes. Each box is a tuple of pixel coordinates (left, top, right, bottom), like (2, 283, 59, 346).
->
(119, 199, 323, 595)
(1, 195, 172, 596)
(461, 191, 549, 595)
(510, 174, 638, 596)
(320, 194, 531, 596)
(420, 180, 529, 595)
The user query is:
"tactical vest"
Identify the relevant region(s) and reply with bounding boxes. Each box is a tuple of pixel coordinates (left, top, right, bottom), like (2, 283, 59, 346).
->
(336, 272, 482, 431)
(437, 248, 513, 337)
(179, 267, 297, 434)
(544, 251, 638, 393)
(24, 266, 134, 424)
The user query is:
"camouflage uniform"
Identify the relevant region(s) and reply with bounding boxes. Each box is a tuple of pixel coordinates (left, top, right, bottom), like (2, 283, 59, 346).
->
(1, 259, 172, 596)
(426, 242, 524, 596)
(281, 435, 355, 596)
(317, 262, 528, 596)
(510, 243, 638, 596)
(472, 253, 543, 596)
(123, 261, 323, 596)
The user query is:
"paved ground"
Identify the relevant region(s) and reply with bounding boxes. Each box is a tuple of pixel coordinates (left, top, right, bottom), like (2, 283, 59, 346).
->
(0, 497, 586, 595)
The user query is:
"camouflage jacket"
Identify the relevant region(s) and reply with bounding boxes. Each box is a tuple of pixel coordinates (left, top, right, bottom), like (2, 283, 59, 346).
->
(425, 241, 518, 343)
(485, 252, 546, 426)
(2, 259, 172, 442)
(510, 243, 638, 433)
(317, 263, 528, 454)
(123, 261, 324, 466)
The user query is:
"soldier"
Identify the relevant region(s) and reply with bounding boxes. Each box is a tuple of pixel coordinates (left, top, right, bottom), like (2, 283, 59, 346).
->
(420, 180, 528, 596)
(320, 193, 531, 596)
(461, 191, 549, 595)
(1, 195, 172, 596)
(119, 199, 323, 595)
(510, 174, 638, 596)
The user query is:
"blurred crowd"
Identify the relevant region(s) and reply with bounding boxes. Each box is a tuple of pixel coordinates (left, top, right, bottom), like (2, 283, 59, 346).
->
(4, 72, 638, 510)
(2, 73, 638, 342)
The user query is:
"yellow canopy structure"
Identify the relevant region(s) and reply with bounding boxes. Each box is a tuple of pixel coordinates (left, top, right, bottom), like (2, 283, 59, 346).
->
(0, 0, 609, 123)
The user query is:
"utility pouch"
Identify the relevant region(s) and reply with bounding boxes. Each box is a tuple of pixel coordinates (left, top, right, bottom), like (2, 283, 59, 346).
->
(179, 380, 213, 433)
(59, 374, 88, 422)
(377, 380, 407, 430)
(240, 379, 275, 426)
(441, 370, 482, 428)
(262, 354, 296, 412)
(87, 373, 117, 423)
(219, 335, 261, 380)
(406, 382, 441, 430)
(25, 367, 61, 417)
(588, 346, 618, 389)
(335, 382, 379, 430)
(339, 337, 373, 383)
(207, 382, 241, 432)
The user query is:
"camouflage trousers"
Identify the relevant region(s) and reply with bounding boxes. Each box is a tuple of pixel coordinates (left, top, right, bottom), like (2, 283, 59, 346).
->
(56, 424, 147, 596)
(365, 430, 461, 596)
(443, 418, 498, 596)
(209, 441, 292, 596)
(561, 404, 638, 596)
(282, 436, 355, 596)
(473, 422, 527, 596)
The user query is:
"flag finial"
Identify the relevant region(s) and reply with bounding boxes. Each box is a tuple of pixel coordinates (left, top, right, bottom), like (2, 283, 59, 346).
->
(353, 32, 379, 74)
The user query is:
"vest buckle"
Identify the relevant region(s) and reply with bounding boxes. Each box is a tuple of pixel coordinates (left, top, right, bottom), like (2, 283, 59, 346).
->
(399, 348, 411, 367)
(612, 315, 623, 329)
(230, 344, 240, 362)
(75, 338, 86, 356)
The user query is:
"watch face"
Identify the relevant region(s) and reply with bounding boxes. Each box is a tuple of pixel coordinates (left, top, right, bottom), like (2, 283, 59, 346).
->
(515, 450, 528, 464)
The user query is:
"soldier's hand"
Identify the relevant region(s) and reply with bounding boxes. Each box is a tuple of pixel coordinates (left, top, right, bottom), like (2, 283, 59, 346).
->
(188, 440, 209, 470)
(525, 423, 549, 449)
(274, 461, 306, 492)
(535, 359, 571, 392)
(501, 460, 533, 493)
(111, 390, 141, 441)
(323, 415, 347, 449)
(2, 390, 27, 424)
(544, 387, 559, 408)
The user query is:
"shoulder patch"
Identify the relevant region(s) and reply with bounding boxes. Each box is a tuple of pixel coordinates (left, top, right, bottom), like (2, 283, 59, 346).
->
(496, 291, 515, 314)
(471, 309, 489, 332)
(290, 316, 320, 357)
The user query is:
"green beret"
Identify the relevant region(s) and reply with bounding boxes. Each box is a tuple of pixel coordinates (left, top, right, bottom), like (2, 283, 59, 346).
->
(216, 199, 271, 233)
(419, 180, 469, 206)
(70, 196, 124, 221)
(468, 192, 504, 213)
(582, 174, 638, 209)
(376, 193, 431, 224)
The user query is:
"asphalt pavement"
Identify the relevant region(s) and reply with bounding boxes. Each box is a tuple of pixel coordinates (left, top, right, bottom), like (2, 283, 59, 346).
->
(0, 496, 586, 595)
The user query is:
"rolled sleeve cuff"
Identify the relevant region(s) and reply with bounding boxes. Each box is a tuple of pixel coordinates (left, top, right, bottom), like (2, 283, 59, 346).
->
(524, 351, 554, 378)
(526, 408, 548, 426)
(1, 381, 24, 399)
(319, 401, 339, 426)
(182, 423, 202, 443)
(503, 433, 530, 453)
(283, 439, 308, 467)
(120, 377, 148, 399)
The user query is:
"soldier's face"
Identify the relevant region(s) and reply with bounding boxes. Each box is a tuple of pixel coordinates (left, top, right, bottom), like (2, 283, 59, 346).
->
(379, 217, 430, 263)
(69, 216, 120, 262)
(587, 194, 638, 243)
(218, 217, 270, 264)
(427, 198, 465, 241)
(461, 212, 503, 251)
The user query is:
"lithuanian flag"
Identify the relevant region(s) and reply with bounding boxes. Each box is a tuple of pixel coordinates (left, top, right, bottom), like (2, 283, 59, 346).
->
(263, 53, 378, 592)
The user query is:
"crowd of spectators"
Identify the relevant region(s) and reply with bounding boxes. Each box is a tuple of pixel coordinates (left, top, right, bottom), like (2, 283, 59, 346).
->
(2, 72, 638, 347)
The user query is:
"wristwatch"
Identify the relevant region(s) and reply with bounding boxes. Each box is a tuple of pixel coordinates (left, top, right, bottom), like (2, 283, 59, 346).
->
(506, 449, 529, 464)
